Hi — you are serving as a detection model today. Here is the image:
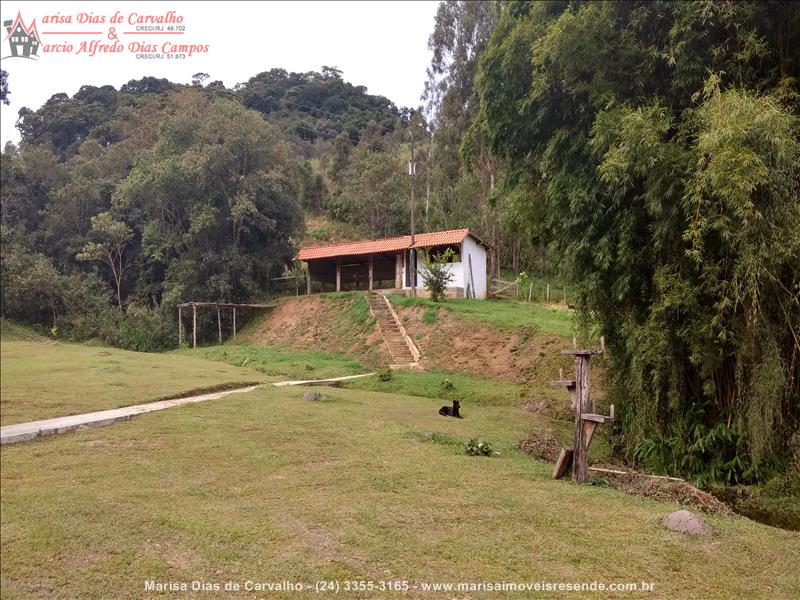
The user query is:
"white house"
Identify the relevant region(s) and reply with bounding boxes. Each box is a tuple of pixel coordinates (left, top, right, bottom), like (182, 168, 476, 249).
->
(298, 228, 491, 299)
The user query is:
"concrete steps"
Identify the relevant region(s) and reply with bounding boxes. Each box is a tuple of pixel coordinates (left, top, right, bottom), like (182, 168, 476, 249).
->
(368, 294, 420, 368)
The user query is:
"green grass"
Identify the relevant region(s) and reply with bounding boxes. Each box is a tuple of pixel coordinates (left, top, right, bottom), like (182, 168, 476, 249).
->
(0, 339, 267, 425)
(344, 369, 526, 407)
(179, 344, 370, 381)
(2, 383, 798, 598)
(388, 296, 577, 337)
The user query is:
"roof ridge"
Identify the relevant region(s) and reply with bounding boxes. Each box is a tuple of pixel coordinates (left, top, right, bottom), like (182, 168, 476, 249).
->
(299, 228, 470, 252)
(300, 233, 411, 253)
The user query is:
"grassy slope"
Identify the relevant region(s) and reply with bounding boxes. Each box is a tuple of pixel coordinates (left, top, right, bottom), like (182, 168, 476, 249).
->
(179, 345, 369, 381)
(388, 296, 577, 337)
(1, 384, 797, 598)
(0, 339, 267, 426)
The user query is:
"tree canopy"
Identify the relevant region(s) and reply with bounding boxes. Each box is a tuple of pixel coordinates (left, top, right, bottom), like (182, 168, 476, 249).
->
(471, 0, 800, 483)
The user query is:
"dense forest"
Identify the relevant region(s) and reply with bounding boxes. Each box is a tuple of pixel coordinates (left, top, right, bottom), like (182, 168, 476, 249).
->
(1, 0, 798, 485)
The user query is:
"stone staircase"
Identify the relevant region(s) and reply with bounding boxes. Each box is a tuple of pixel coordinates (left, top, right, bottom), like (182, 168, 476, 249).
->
(367, 294, 420, 369)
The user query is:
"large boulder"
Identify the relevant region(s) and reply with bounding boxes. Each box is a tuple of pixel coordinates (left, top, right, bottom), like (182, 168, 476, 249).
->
(663, 509, 713, 536)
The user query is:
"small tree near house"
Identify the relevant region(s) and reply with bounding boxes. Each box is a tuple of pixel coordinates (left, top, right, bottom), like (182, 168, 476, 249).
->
(77, 212, 133, 309)
(421, 248, 455, 302)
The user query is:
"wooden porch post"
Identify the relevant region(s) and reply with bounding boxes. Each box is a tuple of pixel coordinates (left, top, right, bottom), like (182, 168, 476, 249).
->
(217, 305, 222, 344)
(306, 266, 311, 294)
(178, 305, 182, 347)
(192, 304, 197, 349)
(368, 255, 374, 292)
(336, 257, 341, 292)
(395, 253, 402, 289)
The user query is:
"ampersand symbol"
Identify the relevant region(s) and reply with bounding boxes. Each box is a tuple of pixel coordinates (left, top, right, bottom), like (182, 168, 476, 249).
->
(107, 27, 118, 40)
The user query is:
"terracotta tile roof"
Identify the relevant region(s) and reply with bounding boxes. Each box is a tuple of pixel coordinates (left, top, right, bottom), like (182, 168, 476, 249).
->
(298, 228, 487, 261)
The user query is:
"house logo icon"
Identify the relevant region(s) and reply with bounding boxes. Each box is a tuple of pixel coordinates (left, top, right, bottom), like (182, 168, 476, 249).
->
(3, 12, 41, 59)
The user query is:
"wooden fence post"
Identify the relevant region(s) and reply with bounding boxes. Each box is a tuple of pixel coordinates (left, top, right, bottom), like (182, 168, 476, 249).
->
(573, 355, 592, 483)
(232, 307, 236, 341)
(192, 304, 197, 349)
(178, 305, 182, 347)
(217, 305, 222, 344)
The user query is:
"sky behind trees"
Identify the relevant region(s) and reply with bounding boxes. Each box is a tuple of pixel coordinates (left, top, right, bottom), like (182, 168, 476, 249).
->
(0, 1, 439, 144)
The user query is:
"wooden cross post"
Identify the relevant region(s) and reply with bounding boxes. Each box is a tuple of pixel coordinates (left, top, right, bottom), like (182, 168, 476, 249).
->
(551, 343, 611, 483)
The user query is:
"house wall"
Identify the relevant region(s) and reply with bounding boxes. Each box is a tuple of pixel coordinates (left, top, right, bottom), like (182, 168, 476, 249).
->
(461, 235, 487, 298)
(400, 236, 487, 299)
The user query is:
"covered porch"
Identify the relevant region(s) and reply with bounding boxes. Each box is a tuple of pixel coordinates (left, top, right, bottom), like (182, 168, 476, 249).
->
(305, 251, 405, 293)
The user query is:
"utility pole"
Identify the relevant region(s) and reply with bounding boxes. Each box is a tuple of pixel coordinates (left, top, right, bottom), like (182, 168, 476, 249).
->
(408, 126, 417, 297)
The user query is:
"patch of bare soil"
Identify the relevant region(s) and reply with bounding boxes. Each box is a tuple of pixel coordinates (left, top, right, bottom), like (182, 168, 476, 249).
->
(397, 305, 577, 383)
(591, 466, 733, 515)
(246, 296, 390, 365)
(519, 431, 561, 462)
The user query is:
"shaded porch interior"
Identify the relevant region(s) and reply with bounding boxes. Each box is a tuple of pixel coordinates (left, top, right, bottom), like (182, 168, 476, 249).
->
(307, 252, 404, 293)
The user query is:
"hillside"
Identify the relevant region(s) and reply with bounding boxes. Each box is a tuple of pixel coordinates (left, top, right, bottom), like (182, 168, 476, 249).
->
(240, 293, 581, 384)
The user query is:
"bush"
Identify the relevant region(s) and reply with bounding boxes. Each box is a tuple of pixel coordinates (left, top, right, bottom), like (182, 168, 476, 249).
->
(376, 367, 393, 382)
(465, 439, 497, 457)
(421, 248, 455, 302)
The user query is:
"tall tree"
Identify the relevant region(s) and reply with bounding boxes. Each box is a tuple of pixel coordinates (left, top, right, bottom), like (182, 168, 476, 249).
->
(474, 0, 800, 484)
(77, 212, 134, 309)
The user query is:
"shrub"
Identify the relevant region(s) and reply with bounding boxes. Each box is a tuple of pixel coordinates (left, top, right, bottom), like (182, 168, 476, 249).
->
(376, 367, 393, 382)
(465, 439, 497, 457)
(421, 248, 455, 302)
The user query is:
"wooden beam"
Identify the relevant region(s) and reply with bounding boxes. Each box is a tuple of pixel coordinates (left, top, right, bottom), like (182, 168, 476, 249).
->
(217, 305, 222, 344)
(178, 305, 182, 347)
(553, 447, 573, 479)
(368, 255, 374, 292)
(336, 257, 341, 292)
(177, 302, 276, 309)
(192, 304, 197, 349)
(306, 269, 311, 295)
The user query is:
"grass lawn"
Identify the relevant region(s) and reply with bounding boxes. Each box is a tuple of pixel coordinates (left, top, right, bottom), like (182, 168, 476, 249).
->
(0, 339, 267, 426)
(179, 345, 370, 381)
(2, 384, 798, 598)
(388, 296, 578, 337)
(344, 368, 529, 406)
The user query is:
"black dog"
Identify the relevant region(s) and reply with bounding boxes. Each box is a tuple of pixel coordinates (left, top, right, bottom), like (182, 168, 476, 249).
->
(439, 400, 462, 418)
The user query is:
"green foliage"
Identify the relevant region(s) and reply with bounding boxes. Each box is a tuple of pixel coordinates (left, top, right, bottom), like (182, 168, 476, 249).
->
(237, 68, 402, 144)
(465, 438, 497, 457)
(326, 143, 411, 238)
(421, 248, 456, 302)
(473, 0, 800, 482)
(376, 367, 393, 382)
